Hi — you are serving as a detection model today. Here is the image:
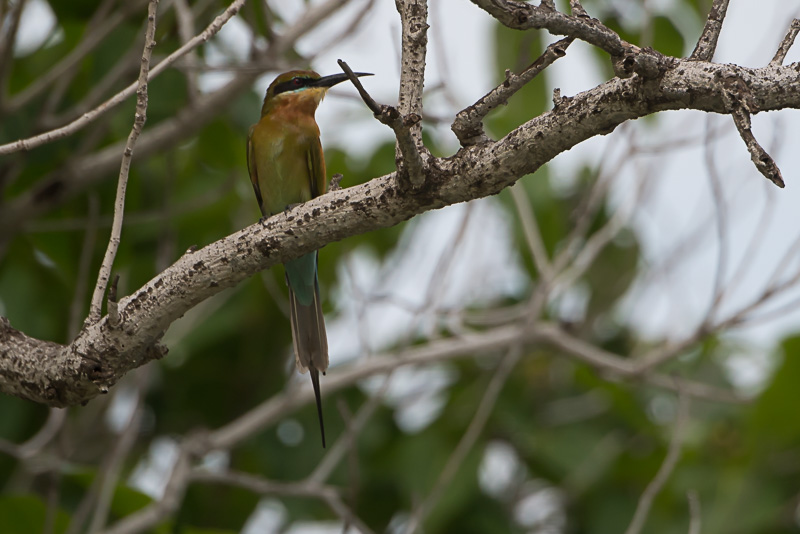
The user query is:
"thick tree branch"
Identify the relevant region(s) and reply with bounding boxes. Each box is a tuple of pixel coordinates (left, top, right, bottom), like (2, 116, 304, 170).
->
(2, 58, 799, 406)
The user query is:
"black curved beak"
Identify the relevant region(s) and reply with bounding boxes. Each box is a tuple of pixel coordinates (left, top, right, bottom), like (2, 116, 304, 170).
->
(312, 72, 373, 88)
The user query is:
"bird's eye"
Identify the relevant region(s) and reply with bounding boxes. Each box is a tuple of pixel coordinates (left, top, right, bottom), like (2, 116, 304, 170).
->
(292, 77, 303, 86)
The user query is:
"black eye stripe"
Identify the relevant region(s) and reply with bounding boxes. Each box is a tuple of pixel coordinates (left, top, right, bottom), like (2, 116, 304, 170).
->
(273, 77, 313, 95)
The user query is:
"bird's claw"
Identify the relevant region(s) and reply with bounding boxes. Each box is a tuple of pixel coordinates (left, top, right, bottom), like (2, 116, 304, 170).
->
(283, 203, 302, 215)
(329, 173, 343, 191)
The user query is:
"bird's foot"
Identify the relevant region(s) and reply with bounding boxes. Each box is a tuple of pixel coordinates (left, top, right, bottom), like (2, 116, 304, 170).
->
(283, 203, 302, 215)
(259, 215, 269, 227)
(329, 173, 344, 191)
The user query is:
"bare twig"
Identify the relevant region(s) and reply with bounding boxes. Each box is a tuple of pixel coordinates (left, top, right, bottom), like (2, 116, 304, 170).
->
(395, 0, 428, 176)
(338, 58, 426, 186)
(569, 0, 588, 18)
(37, 0, 122, 121)
(307, 374, 392, 484)
(69, 195, 100, 339)
(99, 447, 192, 534)
(7, 1, 140, 112)
(107, 275, 121, 329)
(510, 182, 554, 282)
(87, 380, 146, 534)
(191, 470, 375, 534)
(702, 117, 730, 325)
(404, 348, 521, 533)
(0, 0, 248, 156)
(690, 0, 730, 61)
(43, 469, 61, 534)
(770, 18, 800, 66)
(687, 490, 702, 534)
(624, 385, 691, 534)
(173, 0, 200, 102)
(731, 107, 785, 187)
(722, 75, 785, 188)
(17, 408, 67, 458)
(89, 0, 159, 322)
(452, 37, 573, 145)
(0, 0, 27, 107)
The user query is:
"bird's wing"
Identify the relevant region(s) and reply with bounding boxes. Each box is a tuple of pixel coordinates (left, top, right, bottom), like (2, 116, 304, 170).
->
(247, 125, 265, 214)
(306, 136, 327, 199)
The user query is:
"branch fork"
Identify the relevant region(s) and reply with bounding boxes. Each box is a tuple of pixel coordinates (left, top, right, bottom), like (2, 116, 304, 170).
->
(337, 58, 427, 188)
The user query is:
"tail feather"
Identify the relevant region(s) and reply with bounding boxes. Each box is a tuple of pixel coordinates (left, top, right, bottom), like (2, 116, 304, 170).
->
(288, 275, 328, 448)
(309, 367, 325, 448)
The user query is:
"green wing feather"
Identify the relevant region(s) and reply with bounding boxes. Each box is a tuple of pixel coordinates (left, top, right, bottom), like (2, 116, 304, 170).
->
(246, 125, 264, 214)
(307, 136, 327, 198)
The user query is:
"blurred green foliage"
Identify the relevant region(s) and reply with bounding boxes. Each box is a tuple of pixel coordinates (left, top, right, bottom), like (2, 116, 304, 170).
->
(0, 0, 798, 533)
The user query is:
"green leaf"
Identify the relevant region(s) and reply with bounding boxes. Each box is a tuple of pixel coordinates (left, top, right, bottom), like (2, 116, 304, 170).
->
(0, 495, 70, 534)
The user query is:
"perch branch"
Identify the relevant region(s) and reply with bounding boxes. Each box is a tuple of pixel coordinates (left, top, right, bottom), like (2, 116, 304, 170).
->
(2, 58, 798, 406)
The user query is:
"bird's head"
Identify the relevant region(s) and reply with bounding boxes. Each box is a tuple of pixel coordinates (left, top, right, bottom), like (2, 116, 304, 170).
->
(260, 69, 372, 116)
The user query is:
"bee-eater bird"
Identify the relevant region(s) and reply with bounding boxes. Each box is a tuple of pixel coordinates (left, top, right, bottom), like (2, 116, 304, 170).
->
(247, 69, 371, 448)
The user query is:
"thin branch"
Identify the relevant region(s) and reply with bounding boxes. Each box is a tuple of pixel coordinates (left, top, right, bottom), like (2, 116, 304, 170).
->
(452, 37, 573, 146)
(770, 18, 800, 66)
(690, 0, 730, 61)
(338, 58, 426, 187)
(36, 0, 122, 121)
(687, 490, 702, 534)
(173, 0, 200, 103)
(89, 0, 159, 322)
(99, 447, 192, 534)
(17, 408, 67, 458)
(0, 0, 248, 156)
(0, 0, 26, 107)
(569, 0, 588, 18)
(510, 182, 554, 282)
(729, 99, 785, 188)
(624, 385, 691, 534)
(550, 172, 647, 296)
(702, 116, 730, 326)
(42, 41, 142, 129)
(6, 1, 140, 112)
(404, 348, 521, 533)
(87, 378, 146, 534)
(395, 0, 428, 181)
(191, 470, 375, 534)
(69, 195, 100, 339)
(306, 373, 392, 484)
